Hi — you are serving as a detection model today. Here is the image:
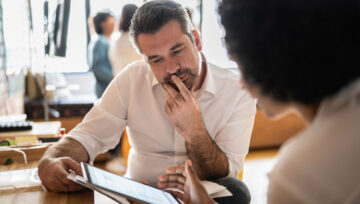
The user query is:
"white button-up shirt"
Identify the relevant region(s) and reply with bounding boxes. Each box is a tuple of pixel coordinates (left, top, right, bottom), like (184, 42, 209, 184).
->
(67, 60, 256, 186)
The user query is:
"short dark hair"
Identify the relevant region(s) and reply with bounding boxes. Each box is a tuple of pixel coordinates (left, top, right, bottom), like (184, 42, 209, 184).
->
(219, 0, 360, 105)
(93, 12, 113, 34)
(130, 0, 193, 51)
(119, 4, 138, 32)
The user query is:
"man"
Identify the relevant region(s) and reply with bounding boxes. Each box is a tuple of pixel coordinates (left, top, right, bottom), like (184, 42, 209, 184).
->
(38, 0, 255, 201)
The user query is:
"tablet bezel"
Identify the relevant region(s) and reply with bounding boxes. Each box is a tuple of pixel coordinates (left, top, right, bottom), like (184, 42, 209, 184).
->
(81, 162, 179, 204)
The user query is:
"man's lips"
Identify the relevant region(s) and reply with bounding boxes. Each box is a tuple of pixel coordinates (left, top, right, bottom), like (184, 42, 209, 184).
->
(178, 73, 188, 82)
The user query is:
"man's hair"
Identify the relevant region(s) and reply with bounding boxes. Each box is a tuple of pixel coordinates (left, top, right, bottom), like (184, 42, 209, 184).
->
(119, 4, 138, 32)
(93, 12, 113, 34)
(218, 0, 360, 105)
(130, 0, 193, 51)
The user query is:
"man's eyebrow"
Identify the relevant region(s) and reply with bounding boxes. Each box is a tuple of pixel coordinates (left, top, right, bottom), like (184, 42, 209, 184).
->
(147, 43, 184, 61)
(170, 43, 185, 51)
(147, 55, 161, 61)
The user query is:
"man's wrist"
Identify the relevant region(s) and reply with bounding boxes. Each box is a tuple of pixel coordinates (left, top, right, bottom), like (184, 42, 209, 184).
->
(184, 126, 210, 144)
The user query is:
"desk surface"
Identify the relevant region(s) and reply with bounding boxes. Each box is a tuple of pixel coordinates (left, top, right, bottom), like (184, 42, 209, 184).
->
(0, 161, 119, 204)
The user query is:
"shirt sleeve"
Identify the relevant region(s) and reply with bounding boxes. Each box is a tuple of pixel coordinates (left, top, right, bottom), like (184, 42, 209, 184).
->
(214, 91, 256, 177)
(91, 40, 113, 84)
(66, 71, 130, 162)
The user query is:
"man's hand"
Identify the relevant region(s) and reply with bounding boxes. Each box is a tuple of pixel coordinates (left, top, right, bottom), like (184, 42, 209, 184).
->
(166, 160, 215, 204)
(163, 75, 207, 142)
(163, 75, 229, 180)
(38, 157, 84, 193)
(158, 166, 186, 190)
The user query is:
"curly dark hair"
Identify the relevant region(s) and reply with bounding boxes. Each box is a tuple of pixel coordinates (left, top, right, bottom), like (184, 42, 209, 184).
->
(93, 12, 113, 34)
(130, 0, 193, 52)
(119, 4, 138, 32)
(218, 0, 360, 105)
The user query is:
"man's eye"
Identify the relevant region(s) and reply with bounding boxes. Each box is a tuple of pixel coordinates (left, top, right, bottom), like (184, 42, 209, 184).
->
(152, 58, 163, 63)
(173, 49, 183, 55)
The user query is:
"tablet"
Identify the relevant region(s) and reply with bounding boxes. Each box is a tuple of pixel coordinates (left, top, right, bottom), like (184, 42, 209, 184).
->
(81, 163, 179, 204)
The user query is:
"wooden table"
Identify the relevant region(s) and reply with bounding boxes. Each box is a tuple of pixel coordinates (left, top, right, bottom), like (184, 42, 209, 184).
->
(0, 186, 94, 204)
(0, 161, 119, 204)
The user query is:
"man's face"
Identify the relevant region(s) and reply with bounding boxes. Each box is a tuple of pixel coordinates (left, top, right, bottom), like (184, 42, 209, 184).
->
(137, 20, 202, 91)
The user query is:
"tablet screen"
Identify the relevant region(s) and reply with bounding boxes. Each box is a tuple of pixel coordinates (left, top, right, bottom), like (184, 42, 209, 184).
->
(85, 164, 178, 204)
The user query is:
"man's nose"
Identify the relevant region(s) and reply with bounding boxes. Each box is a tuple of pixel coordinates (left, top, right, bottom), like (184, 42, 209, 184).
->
(165, 59, 180, 74)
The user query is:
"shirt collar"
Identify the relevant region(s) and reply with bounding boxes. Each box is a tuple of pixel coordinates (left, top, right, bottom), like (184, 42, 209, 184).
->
(150, 56, 216, 97)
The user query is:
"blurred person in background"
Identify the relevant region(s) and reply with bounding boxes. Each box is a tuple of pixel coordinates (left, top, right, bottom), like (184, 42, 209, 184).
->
(108, 4, 142, 76)
(89, 11, 115, 98)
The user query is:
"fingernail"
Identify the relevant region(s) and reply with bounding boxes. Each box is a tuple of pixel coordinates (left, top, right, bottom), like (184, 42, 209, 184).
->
(186, 160, 192, 166)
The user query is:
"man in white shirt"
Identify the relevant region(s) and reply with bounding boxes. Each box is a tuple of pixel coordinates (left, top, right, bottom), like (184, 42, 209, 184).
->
(38, 1, 255, 202)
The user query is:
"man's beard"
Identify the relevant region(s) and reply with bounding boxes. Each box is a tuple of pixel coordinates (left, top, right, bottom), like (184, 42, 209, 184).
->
(163, 68, 198, 92)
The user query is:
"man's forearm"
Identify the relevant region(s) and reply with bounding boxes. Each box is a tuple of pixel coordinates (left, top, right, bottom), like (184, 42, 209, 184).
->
(186, 131, 229, 180)
(41, 137, 89, 163)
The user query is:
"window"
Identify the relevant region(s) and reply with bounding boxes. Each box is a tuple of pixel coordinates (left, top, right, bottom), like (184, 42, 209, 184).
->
(202, 0, 237, 69)
(29, 0, 236, 73)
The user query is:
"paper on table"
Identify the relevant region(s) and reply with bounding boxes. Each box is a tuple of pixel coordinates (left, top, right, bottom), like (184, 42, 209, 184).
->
(0, 168, 41, 190)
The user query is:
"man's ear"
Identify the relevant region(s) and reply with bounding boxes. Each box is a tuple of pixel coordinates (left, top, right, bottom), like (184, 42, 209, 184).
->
(192, 30, 202, 51)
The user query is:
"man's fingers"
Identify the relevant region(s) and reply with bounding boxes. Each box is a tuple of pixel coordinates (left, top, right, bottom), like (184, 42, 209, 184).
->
(171, 75, 191, 101)
(54, 163, 84, 192)
(66, 182, 85, 192)
(56, 167, 71, 186)
(44, 177, 69, 193)
(167, 95, 178, 109)
(157, 181, 184, 190)
(158, 174, 185, 183)
(48, 183, 68, 193)
(166, 166, 185, 174)
(61, 157, 82, 176)
(164, 84, 183, 104)
(165, 97, 177, 113)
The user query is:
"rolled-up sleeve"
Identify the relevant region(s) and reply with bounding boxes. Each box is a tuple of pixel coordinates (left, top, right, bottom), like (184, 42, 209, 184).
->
(66, 71, 130, 162)
(214, 91, 256, 177)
